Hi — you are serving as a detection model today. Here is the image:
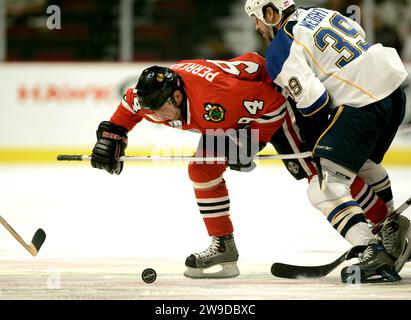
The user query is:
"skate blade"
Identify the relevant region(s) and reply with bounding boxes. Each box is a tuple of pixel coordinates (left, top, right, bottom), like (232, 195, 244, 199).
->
(359, 270, 402, 284)
(342, 270, 401, 284)
(341, 265, 402, 284)
(184, 262, 240, 279)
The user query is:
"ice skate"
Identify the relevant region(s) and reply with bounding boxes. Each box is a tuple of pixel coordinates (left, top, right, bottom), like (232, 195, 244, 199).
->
(184, 234, 239, 278)
(379, 215, 411, 272)
(341, 243, 401, 283)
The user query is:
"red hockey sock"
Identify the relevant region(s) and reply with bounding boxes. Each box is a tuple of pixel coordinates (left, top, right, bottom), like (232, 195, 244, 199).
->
(350, 176, 388, 225)
(189, 161, 233, 237)
(194, 182, 233, 237)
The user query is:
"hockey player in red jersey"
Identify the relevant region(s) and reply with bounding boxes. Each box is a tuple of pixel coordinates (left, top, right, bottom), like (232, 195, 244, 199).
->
(92, 52, 287, 278)
(90, 52, 393, 279)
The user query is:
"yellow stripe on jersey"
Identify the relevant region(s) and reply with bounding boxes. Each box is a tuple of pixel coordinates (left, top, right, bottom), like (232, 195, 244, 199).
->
(312, 105, 345, 153)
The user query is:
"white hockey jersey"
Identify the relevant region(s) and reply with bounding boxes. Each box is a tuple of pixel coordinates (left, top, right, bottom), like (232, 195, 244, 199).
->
(265, 7, 408, 116)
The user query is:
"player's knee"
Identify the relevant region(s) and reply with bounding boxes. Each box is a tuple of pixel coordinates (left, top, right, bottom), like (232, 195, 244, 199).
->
(319, 158, 356, 184)
(358, 159, 393, 206)
(358, 160, 388, 185)
(188, 162, 226, 183)
(188, 162, 204, 182)
(307, 175, 352, 214)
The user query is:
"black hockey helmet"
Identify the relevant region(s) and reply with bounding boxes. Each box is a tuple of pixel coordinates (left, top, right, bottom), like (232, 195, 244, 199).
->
(136, 66, 182, 111)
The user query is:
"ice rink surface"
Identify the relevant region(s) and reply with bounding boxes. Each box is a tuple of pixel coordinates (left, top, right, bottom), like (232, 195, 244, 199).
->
(0, 162, 410, 300)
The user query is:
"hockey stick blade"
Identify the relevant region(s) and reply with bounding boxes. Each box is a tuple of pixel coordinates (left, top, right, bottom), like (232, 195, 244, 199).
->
(271, 246, 365, 279)
(271, 197, 411, 279)
(28, 228, 46, 256)
(0, 215, 46, 257)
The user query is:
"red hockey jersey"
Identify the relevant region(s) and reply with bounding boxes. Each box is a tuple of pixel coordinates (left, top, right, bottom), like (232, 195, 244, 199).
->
(110, 52, 287, 143)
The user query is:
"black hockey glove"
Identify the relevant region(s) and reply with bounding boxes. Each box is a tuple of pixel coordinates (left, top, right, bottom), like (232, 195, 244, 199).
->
(91, 121, 128, 175)
(226, 128, 264, 173)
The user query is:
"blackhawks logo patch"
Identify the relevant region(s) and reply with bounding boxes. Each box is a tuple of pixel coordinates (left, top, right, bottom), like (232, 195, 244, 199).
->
(204, 103, 225, 122)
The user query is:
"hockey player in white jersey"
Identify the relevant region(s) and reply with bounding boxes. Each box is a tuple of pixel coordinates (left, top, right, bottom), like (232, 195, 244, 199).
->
(245, 0, 410, 283)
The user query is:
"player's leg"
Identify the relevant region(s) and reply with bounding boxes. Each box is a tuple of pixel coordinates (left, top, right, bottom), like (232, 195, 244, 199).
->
(273, 109, 376, 244)
(350, 175, 389, 225)
(308, 158, 399, 282)
(312, 104, 401, 282)
(358, 160, 410, 266)
(184, 135, 239, 278)
(307, 159, 376, 246)
(361, 87, 410, 271)
(271, 107, 389, 227)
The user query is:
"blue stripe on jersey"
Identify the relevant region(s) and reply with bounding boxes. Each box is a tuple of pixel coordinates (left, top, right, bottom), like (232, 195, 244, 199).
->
(327, 201, 358, 222)
(299, 91, 330, 116)
(265, 21, 297, 82)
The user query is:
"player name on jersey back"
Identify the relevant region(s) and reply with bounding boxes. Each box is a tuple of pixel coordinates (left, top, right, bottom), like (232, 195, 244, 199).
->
(171, 62, 220, 83)
(299, 8, 328, 30)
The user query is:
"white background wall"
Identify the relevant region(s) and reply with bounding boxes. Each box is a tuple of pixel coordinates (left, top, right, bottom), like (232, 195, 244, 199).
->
(0, 62, 410, 152)
(0, 62, 203, 156)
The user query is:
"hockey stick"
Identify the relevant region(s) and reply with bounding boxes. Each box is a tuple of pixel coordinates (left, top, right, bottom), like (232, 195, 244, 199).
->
(56, 151, 313, 162)
(271, 196, 411, 279)
(371, 197, 411, 234)
(0, 215, 46, 257)
(271, 245, 366, 279)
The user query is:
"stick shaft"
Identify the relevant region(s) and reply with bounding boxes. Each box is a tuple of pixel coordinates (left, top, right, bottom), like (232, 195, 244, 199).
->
(0, 215, 37, 256)
(371, 196, 411, 233)
(57, 151, 312, 162)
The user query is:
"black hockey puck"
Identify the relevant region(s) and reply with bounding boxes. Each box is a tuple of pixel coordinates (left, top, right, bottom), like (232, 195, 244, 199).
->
(142, 268, 157, 283)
